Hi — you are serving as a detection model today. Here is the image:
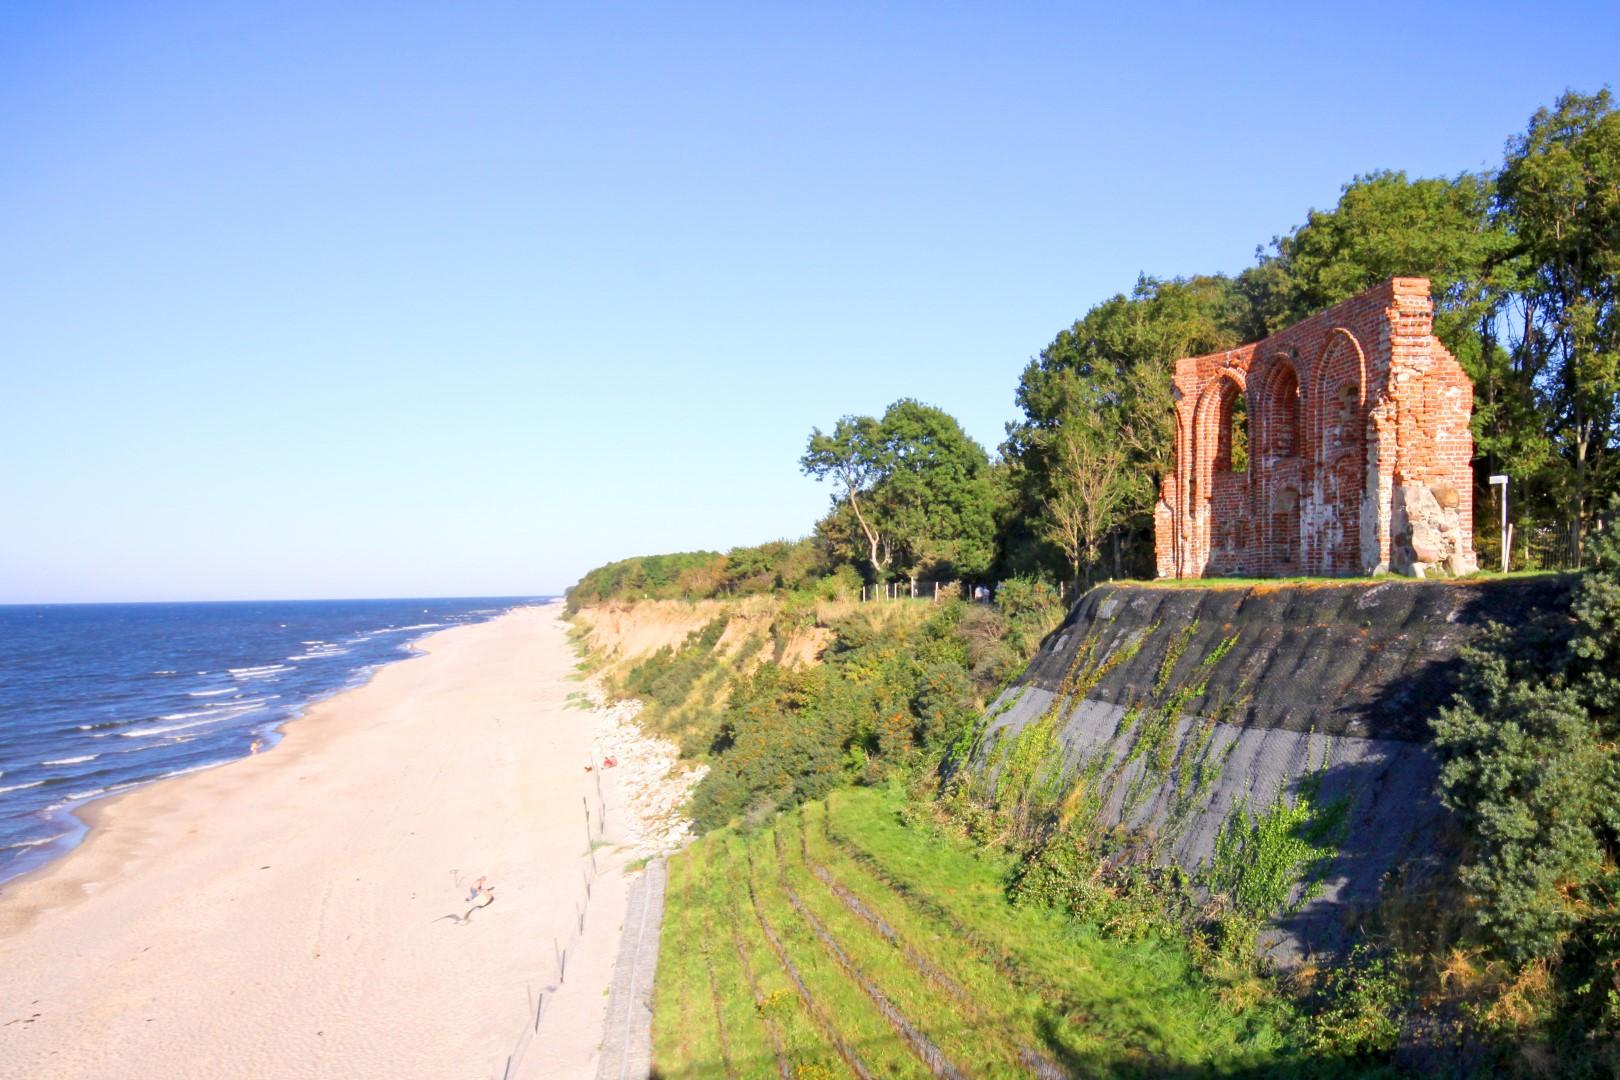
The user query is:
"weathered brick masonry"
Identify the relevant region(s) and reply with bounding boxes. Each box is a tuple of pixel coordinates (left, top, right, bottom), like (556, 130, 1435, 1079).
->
(1153, 278, 1476, 578)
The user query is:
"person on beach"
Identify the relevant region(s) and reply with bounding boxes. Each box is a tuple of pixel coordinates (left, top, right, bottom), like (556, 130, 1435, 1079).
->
(437, 877, 495, 924)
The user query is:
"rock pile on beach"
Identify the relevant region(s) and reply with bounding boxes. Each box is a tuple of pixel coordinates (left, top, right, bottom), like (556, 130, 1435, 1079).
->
(585, 686, 706, 862)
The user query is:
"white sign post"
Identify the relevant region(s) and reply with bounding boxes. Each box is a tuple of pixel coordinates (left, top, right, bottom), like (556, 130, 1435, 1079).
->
(1489, 475, 1510, 573)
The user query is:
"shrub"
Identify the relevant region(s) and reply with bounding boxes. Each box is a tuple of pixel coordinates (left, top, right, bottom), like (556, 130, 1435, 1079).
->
(1301, 945, 1408, 1060)
(1206, 775, 1349, 922)
(565, 551, 725, 610)
(1434, 496, 1620, 970)
(994, 575, 1064, 624)
(818, 563, 864, 601)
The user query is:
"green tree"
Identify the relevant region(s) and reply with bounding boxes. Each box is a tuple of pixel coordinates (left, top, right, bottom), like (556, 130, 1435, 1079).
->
(1496, 89, 1620, 539)
(1005, 274, 1252, 580)
(1238, 170, 1553, 491)
(874, 399, 997, 588)
(1039, 372, 1134, 589)
(802, 400, 997, 588)
(801, 414, 894, 582)
(1243, 170, 1507, 350)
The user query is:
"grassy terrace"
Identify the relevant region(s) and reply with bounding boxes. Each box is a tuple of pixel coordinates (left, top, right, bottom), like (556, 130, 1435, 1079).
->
(649, 784, 1360, 1079)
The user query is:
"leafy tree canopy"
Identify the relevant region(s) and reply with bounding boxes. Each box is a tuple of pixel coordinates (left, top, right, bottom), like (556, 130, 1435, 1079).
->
(803, 399, 997, 585)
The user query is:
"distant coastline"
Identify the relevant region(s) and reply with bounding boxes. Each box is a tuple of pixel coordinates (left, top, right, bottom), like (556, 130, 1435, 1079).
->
(0, 596, 548, 886)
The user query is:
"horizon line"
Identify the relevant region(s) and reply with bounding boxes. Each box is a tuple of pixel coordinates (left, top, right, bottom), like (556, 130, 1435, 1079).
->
(0, 593, 562, 608)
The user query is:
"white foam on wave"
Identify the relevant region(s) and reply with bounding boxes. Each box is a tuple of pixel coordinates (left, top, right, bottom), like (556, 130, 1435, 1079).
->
(42, 755, 99, 766)
(229, 664, 291, 677)
(2, 835, 66, 851)
(120, 701, 270, 738)
(288, 646, 349, 661)
(188, 688, 236, 697)
(363, 622, 443, 637)
(157, 697, 272, 722)
(66, 788, 105, 801)
(152, 670, 178, 676)
(0, 781, 45, 794)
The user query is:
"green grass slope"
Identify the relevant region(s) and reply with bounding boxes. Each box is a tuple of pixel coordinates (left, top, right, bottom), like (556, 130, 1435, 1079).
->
(649, 784, 1404, 1079)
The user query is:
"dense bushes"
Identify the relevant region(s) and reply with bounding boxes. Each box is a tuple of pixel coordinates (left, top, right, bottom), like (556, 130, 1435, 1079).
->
(565, 538, 861, 612)
(564, 551, 725, 610)
(1433, 497, 1620, 1048)
(621, 617, 728, 711)
(672, 598, 1064, 833)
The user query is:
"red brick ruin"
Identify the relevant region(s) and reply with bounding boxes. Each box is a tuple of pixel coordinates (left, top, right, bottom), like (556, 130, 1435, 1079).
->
(1154, 278, 1477, 579)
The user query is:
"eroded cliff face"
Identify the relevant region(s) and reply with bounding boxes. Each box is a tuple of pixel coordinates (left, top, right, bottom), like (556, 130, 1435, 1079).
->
(569, 596, 835, 675)
(978, 577, 1571, 963)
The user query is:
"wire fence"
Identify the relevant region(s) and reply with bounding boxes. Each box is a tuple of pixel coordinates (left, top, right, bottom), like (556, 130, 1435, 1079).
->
(1474, 516, 1606, 573)
(488, 758, 612, 1080)
(857, 580, 1078, 604)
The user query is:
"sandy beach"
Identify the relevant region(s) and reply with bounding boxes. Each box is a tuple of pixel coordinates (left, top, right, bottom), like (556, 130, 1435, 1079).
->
(0, 602, 670, 1080)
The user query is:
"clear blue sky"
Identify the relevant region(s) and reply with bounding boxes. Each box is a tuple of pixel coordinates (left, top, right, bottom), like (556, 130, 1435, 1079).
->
(3, 2, 1615, 602)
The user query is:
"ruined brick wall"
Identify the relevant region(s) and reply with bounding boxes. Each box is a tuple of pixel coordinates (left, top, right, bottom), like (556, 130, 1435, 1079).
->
(1153, 278, 1476, 578)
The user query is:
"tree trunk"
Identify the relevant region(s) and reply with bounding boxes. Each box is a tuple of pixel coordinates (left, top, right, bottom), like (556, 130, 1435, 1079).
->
(1573, 403, 1588, 568)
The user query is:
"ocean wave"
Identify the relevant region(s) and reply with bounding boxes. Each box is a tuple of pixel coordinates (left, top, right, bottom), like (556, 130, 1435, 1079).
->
(120, 703, 267, 737)
(151, 670, 178, 676)
(362, 623, 443, 637)
(187, 688, 236, 697)
(157, 698, 272, 722)
(79, 718, 145, 733)
(42, 754, 99, 766)
(229, 664, 291, 676)
(66, 788, 106, 801)
(0, 781, 46, 794)
(2, 835, 65, 851)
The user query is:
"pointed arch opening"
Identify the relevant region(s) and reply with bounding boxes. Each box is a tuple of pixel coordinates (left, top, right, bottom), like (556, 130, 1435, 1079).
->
(1213, 379, 1249, 474)
(1269, 362, 1301, 457)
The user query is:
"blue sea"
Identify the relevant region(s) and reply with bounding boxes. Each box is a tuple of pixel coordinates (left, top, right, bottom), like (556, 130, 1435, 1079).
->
(0, 597, 545, 884)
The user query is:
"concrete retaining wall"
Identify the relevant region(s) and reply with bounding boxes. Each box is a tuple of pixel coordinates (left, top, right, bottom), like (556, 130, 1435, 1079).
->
(977, 577, 1570, 962)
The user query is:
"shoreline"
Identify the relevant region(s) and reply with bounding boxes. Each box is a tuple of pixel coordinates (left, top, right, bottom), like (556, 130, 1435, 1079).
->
(0, 600, 538, 891)
(0, 600, 683, 1078)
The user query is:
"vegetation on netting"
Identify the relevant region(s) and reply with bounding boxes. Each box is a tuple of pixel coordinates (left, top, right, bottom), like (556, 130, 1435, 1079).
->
(1207, 772, 1351, 923)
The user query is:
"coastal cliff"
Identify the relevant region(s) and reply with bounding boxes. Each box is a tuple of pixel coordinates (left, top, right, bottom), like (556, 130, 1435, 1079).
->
(977, 576, 1573, 962)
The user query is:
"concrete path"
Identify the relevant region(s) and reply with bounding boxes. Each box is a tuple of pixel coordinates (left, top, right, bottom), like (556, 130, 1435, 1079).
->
(596, 858, 667, 1080)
